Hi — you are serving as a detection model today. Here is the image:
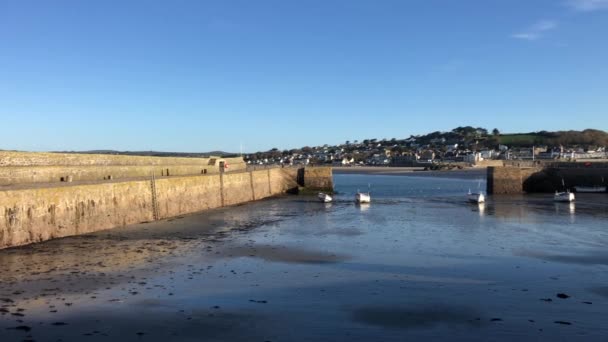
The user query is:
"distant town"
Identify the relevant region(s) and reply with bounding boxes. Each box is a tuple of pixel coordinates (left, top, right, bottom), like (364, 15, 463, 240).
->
(244, 127, 608, 167)
(12, 127, 606, 169)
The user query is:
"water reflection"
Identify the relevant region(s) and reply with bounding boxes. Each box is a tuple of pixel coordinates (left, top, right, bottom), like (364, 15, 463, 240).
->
(553, 202, 576, 223)
(487, 196, 598, 224)
(358, 203, 371, 212)
(477, 203, 486, 217)
(554, 202, 575, 213)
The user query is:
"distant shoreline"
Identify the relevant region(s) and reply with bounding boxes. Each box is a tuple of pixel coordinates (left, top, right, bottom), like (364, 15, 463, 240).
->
(332, 166, 487, 179)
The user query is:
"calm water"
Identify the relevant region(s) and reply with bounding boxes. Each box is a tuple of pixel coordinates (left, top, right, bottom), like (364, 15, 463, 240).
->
(1, 173, 608, 341)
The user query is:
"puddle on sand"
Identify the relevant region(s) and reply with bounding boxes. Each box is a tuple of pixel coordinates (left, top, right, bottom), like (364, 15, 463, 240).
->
(219, 244, 351, 264)
(589, 287, 608, 298)
(287, 226, 364, 237)
(1, 307, 268, 342)
(518, 250, 608, 266)
(351, 305, 484, 329)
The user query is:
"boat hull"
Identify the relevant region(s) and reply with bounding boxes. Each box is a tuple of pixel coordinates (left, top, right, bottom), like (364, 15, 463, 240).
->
(317, 193, 332, 203)
(574, 186, 607, 193)
(356, 192, 371, 203)
(467, 193, 485, 203)
(554, 192, 575, 202)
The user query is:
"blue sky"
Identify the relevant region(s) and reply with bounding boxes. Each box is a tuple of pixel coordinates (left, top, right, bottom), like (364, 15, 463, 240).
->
(1, 0, 607, 152)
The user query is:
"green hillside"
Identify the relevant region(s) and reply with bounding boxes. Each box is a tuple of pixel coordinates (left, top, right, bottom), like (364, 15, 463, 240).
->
(498, 129, 608, 147)
(499, 134, 544, 146)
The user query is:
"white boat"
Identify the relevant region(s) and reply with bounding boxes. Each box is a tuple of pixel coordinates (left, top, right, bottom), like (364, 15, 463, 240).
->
(467, 190, 485, 203)
(467, 179, 486, 204)
(355, 192, 371, 203)
(574, 186, 607, 193)
(554, 191, 575, 202)
(317, 192, 332, 203)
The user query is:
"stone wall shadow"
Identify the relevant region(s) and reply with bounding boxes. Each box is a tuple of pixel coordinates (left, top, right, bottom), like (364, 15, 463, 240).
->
(296, 168, 305, 186)
(523, 168, 608, 193)
(523, 169, 557, 193)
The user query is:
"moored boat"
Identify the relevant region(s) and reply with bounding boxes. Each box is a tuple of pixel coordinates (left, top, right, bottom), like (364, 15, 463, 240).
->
(355, 192, 371, 203)
(574, 186, 607, 193)
(467, 179, 486, 204)
(554, 191, 575, 202)
(317, 192, 332, 203)
(467, 190, 485, 203)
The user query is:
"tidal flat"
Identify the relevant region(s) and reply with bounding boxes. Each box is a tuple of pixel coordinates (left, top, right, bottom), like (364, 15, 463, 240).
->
(1, 173, 608, 341)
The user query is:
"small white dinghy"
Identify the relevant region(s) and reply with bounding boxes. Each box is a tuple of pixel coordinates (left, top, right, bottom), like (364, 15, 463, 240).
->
(554, 191, 575, 202)
(355, 192, 371, 204)
(467, 190, 485, 203)
(317, 192, 332, 203)
(467, 179, 485, 204)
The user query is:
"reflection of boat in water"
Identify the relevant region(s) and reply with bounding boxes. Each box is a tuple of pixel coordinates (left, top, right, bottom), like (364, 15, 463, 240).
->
(554, 202, 576, 217)
(317, 192, 332, 203)
(467, 190, 485, 203)
(574, 186, 606, 193)
(356, 192, 371, 203)
(554, 191, 575, 202)
(477, 202, 486, 216)
(358, 203, 371, 211)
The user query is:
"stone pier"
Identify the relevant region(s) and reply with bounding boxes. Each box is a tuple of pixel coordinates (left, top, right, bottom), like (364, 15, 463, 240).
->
(0, 151, 333, 249)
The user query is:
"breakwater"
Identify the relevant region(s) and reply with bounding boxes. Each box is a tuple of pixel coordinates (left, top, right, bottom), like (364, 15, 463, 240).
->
(488, 162, 608, 194)
(0, 152, 333, 249)
(0, 151, 248, 185)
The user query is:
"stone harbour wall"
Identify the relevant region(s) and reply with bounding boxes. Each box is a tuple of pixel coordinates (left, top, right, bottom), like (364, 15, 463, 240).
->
(0, 151, 244, 167)
(488, 165, 608, 194)
(303, 167, 334, 191)
(0, 166, 330, 249)
(487, 167, 542, 194)
(0, 151, 247, 185)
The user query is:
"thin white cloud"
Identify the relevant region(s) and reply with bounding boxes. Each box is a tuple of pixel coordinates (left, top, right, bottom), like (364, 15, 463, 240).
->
(511, 20, 558, 41)
(567, 0, 608, 11)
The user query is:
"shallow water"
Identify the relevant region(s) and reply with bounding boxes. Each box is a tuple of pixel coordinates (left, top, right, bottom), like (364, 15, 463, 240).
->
(1, 173, 608, 341)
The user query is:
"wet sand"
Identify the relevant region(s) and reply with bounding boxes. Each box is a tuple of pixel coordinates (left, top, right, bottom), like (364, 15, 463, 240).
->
(1, 175, 608, 341)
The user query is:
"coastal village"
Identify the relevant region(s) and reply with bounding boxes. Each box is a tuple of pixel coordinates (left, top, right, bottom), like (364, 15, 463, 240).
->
(245, 127, 608, 168)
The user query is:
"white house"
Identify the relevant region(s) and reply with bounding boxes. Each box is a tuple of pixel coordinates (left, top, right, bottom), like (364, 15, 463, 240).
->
(464, 153, 483, 163)
(480, 150, 495, 159)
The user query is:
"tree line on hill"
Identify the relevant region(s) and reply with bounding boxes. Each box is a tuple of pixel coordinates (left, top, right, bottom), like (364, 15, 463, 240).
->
(500, 129, 608, 147)
(355, 127, 608, 149)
